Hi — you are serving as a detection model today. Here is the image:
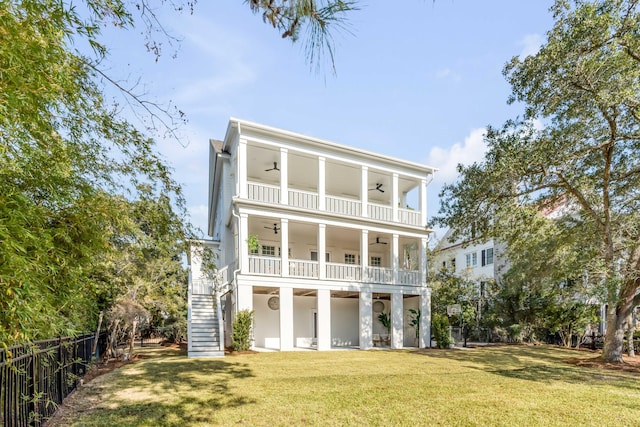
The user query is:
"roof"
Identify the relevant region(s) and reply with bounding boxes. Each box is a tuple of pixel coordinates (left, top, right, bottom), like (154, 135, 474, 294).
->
(209, 139, 224, 154)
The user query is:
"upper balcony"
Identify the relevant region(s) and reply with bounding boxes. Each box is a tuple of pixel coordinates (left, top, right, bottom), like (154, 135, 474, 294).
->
(238, 218, 427, 287)
(237, 140, 430, 228)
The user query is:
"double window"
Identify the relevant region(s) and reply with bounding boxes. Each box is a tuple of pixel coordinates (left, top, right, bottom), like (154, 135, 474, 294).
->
(465, 252, 478, 268)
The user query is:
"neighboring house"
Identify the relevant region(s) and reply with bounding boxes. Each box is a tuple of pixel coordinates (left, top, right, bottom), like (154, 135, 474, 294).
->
(433, 229, 498, 287)
(187, 118, 437, 357)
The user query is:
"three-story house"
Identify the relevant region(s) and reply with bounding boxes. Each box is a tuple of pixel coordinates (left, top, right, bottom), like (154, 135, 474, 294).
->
(188, 119, 437, 357)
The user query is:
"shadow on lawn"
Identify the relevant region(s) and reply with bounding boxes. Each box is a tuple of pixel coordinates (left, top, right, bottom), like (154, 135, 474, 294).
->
(60, 347, 257, 426)
(414, 345, 640, 390)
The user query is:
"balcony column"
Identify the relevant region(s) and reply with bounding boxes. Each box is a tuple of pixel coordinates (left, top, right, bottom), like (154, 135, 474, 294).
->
(281, 219, 289, 277)
(392, 173, 399, 222)
(318, 156, 326, 210)
(420, 178, 428, 226)
(392, 234, 399, 284)
(317, 289, 331, 350)
(238, 139, 248, 199)
(360, 229, 368, 281)
(359, 287, 373, 349)
(318, 224, 326, 280)
(239, 213, 249, 274)
(420, 237, 428, 285)
(420, 287, 432, 348)
(391, 292, 404, 349)
(361, 166, 368, 217)
(280, 148, 288, 205)
(279, 287, 294, 351)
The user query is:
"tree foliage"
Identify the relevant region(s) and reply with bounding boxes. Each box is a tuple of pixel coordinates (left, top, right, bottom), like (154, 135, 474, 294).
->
(0, 1, 196, 348)
(436, 0, 640, 362)
(246, 0, 358, 72)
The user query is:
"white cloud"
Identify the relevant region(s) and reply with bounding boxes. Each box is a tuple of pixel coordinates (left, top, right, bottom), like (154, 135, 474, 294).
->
(427, 127, 488, 186)
(518, 34, 544, 58)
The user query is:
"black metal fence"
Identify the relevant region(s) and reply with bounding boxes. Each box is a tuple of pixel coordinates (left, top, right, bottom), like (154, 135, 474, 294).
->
(0, 333, 107, 427)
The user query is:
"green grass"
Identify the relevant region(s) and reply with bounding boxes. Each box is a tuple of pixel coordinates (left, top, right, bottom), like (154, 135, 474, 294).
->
(50, 346, 640, 426)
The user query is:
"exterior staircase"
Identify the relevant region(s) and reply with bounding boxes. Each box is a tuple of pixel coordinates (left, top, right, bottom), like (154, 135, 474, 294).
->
(188, 293, 224, 358)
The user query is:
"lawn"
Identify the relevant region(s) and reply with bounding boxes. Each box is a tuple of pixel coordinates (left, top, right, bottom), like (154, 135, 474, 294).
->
(47, 345, 640, 426)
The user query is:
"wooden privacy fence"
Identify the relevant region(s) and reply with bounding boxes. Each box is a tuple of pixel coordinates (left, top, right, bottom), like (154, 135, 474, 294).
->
(0, 333, 106, 427)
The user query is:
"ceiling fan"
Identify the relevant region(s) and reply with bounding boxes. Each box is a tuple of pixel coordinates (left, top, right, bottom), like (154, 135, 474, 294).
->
(264, 223, 281, 234)
(369, 183, 384, 193)
(369, 237, 387, 245)
(265, 161, 280, 172)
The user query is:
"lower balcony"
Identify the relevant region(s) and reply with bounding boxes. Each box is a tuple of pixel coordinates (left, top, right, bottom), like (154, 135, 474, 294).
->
(247, 256, 422, 286)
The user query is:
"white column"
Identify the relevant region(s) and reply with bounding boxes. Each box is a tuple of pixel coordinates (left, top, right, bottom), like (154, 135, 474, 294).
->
(318, 224, 326, 280)
(360, 229, 368, 281)
(420, 287, 432, 348)
(238, 139, 248, 199)
(317, 289, 331, 350)
(392, 173, 399, 222)
(392, 234, 399, 284)
(420, 178, 428, 226)
(280, 287, 294, 351)
(420, 237, 428, 285)
(359, 288, 373, 349)
(391, 292, 404, 349)
(239, 213, 249, 274)
(361, 166, 368, 217)
(280, 148, 288, 205)
(281, 219, 289, 277)
(318, 156, 326, 211)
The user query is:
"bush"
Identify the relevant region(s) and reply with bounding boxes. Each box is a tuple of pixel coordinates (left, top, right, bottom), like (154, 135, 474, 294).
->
(163, 317, 187, 343)
(232, 309, 254, 351)
(432, 313, 453, 348)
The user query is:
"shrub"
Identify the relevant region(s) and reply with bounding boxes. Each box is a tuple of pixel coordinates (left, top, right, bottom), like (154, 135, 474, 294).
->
(432, 313, 453, 348)
(232, 309, 254, 351)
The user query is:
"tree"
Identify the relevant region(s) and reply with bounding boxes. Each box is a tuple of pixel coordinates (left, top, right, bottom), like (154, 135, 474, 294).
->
(0, 1, 195, 347)
(245, 0, 359, 72)
(437, 0, 640, 362)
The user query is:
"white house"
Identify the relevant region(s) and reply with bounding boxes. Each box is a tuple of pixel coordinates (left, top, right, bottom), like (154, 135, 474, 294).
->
(433, 229, 497, 287)
(188, 118, 437, 357)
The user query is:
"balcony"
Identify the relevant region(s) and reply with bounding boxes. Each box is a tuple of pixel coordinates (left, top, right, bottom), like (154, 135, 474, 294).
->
(247, 256, 421, 286)
(246, 181, 422, 226)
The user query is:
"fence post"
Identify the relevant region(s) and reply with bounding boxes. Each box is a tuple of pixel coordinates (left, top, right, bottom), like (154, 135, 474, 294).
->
(28, 345, 36, 426)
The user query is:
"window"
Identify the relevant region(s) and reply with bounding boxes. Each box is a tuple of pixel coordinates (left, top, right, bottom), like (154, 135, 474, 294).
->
(344, 253, 356, 264)
(451, 258, 456, 269)
(466, 252, 477, 268)
(250, 245, 259, 255)
(278, 247, 292, 257)
(371, 256, 382, 267)
(442, 261, 447, 269)
(481, 248, 494, 266)
(262, 245, 276, 257)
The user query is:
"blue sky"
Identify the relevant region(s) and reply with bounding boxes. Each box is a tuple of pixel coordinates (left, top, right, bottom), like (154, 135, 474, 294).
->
(102, 1, 555, 241)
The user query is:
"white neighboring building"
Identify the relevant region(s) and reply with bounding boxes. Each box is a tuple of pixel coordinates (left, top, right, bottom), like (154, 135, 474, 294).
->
(433, 229, 497, 287)
(188, 118, 437, 357)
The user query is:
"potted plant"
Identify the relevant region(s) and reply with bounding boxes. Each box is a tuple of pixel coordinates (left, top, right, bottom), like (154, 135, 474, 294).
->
(408, 308, 420, 346)
(377, 312, 391, 343)
(247, 235, 260, 253)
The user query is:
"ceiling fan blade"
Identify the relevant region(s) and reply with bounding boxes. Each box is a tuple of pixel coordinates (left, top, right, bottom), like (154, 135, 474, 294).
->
(265, 161, 279, 172)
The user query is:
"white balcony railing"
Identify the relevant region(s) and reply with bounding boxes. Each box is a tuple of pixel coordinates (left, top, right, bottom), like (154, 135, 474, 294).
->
(248, 182, 280, 204)
(191, 278, 214, 295)
(326, 195, 361, 217)
(288, 188, 319, 210)
(366, 266, 394, 283)
(399, 208, 421, 226)
(398, 269, 421, 285)
(245, 183, 424, 226)
(368, 203, 393, 222)
(326, 262, 362, 281)
(248, 255, 281, 276)
(289, 259, 319, 278)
